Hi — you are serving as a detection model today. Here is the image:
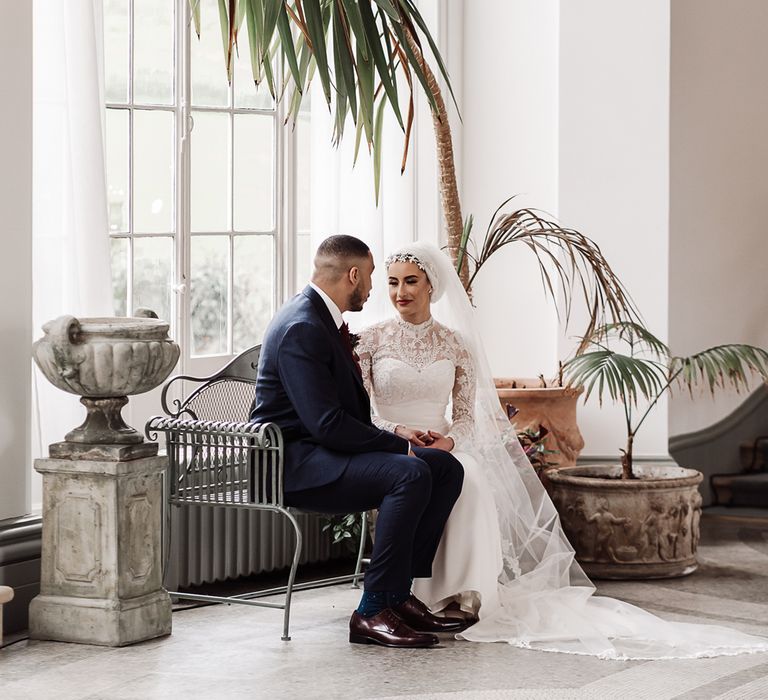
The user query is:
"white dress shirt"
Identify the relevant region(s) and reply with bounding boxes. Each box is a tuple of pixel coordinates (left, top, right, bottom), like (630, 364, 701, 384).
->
(309, 282, 344, 330)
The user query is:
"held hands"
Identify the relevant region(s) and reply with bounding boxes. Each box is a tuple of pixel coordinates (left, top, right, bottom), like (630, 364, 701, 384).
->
(426, 430, 454, 453)
(395, 425, 455, 453)
(395, 425, 434, 447)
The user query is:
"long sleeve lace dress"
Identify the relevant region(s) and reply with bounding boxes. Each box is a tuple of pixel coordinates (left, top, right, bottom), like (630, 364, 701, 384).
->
(357, 316, 503, 614)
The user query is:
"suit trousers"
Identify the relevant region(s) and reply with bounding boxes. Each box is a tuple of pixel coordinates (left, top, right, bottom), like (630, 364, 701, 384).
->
(284, 446, 464, 593)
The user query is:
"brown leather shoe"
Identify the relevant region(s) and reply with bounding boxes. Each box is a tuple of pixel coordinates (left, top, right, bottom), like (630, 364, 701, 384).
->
(392, 595, 468, 633)
(349, 609, 438, 648)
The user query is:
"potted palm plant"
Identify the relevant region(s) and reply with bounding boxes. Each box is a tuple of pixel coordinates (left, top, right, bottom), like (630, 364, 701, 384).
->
(549, 321, 768, 579)
(457, 202, 637, 467)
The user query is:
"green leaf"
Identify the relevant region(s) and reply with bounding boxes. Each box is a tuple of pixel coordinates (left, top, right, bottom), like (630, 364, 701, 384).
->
(339, 0, 369, 61)
(355, 38, 375, 147)
(244, 0, 263, 85)
(276, 3, 303, 90)
(302, 0, 332, 104)
(331, 1, 357, 139)
(358, 0, 404, 129)
(456, 214, 473, 275)
(373, 0, 400, 20)
(373, 97, 387, 204)
(189, 0, 201, 38)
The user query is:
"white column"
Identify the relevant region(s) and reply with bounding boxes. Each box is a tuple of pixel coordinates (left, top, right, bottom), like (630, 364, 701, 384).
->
(462, 0, 560, 378)
(559, 0, 671, 459)
(0, 1, 33, 520)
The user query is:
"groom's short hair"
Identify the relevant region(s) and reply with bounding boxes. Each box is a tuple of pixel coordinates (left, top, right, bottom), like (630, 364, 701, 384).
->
(313, 235, 370, 281)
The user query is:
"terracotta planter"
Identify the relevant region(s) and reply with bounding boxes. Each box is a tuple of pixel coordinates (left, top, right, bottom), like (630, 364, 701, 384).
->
(548, 464, 703, 580)
(495, 378, 585, 467)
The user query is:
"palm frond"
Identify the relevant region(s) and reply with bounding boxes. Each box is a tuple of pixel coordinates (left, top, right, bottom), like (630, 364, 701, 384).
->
(564, 351, 667, 407)
(590, 321, 669, 358)
(670, 344, 768, 396)
(465, 205, 640, 354)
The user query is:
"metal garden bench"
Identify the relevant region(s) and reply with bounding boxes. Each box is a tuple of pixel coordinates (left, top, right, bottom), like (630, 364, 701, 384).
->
(146, 345, 368, 641)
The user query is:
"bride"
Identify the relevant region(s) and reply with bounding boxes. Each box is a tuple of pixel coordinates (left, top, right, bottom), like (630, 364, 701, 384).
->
(355, 240, 768, 659)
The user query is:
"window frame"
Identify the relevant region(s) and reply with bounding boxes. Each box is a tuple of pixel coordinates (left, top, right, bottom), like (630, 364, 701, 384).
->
(106, 0, 300, 379)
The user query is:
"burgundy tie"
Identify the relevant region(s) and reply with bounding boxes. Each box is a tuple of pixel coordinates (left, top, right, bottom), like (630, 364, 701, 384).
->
(339, 322, 363, 377)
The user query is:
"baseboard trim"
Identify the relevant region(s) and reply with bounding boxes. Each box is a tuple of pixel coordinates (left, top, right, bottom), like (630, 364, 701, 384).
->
(576, 455, 674, 464)
(0, 514, 42, 637)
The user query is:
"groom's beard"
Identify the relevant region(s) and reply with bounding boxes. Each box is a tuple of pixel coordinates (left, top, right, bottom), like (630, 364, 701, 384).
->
(348, 284, 367, 312)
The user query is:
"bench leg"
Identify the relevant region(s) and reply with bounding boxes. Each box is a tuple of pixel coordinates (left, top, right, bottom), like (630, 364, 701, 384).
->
(351, 511, 368, 589)
(282, 509, 303, 641)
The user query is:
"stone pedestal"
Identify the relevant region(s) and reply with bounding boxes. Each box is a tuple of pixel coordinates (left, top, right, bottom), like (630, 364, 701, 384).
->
(29, 448, 171, 646)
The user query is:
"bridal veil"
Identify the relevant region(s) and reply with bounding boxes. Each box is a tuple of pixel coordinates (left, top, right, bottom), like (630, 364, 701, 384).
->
(379, 241, 768, 660)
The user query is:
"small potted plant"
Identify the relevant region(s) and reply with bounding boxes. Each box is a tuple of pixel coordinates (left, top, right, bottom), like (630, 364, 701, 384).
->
(548, 321, 768, 579)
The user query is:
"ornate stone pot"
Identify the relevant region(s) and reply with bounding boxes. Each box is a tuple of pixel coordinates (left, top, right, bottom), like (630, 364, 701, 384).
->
(548, 464, 703, 579)
(495, 378, 585, 467)
(32, 311, 179, 447)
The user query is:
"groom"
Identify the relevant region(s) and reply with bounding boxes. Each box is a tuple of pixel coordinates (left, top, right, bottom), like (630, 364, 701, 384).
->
(251, 235, 465, 648)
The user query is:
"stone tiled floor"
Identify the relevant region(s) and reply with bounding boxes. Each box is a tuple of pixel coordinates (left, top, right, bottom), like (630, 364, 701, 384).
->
(1, 515, 767, 700)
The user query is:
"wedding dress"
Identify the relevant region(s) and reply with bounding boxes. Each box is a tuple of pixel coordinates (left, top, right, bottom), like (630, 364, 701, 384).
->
(353, 240, 768, 660)
(358, 316, 503, 615)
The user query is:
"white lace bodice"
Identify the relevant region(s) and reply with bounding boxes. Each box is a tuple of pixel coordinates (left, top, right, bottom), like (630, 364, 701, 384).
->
(357, 317, 476, 451)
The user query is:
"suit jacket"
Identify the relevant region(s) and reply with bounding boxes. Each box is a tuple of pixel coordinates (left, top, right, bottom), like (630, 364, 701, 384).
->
(251, 285, 409, 492)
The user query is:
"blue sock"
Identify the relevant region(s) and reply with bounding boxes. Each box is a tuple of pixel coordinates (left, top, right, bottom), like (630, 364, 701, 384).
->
(356, 589, 411, 617)
(356, 590, 387, 617)
(386, 590, 410, 608)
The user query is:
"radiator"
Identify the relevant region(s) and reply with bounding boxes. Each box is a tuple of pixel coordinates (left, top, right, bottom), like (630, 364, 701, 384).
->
(165, 504, 345, 589)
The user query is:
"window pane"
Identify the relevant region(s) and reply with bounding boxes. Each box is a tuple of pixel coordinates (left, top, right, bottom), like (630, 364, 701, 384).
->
(106, 108, 129, 233)
(133, 236, 173, 323)
(191, 111, 230, 232)
(233, 235, 273, 352)
(191, 235, 229, 356)
(133, 0, 174, 105)
(295, 233, 312, 293)
(191, 0, 230, 108)
(233, 23, 275, 111)
(111, 237, 129, 316)
(233, 114, 273, 231)
(134, 109, 174, 233)
(104, 0, 129, 103)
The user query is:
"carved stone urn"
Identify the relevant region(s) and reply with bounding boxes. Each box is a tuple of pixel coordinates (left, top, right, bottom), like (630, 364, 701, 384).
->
(29, 311, 179, 646)
(548, 464, 703, 579)
(495, 378, 585, 468)
(32, 310, 180, 458)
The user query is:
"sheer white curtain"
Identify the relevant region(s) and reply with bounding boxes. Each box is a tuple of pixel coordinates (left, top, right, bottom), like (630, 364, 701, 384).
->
(32, 0, 112, 500)
(307, 82, 419, 330)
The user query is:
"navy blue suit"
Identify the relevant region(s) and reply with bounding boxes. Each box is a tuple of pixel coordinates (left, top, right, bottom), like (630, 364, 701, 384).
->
(251, 286, 464, 592)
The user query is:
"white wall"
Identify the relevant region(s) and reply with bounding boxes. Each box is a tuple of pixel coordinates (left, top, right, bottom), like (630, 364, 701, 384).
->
(558, 0, 671, 458)
(669, 0, 768, 436)
(0, 1, 33, 520)
(462, 0, 560, 379)
(461, 1, 671, 459)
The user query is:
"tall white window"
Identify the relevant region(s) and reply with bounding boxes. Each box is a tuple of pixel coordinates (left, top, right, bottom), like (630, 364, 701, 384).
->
(104, 0, 306, 374)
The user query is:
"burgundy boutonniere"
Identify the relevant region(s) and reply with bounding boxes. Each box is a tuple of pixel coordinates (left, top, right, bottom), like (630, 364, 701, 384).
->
(349, 332, 360, 350)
